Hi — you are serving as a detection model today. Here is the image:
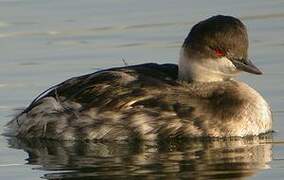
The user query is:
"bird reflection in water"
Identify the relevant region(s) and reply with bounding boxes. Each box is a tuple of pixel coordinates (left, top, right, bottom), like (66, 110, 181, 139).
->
(7, 135, 272, 179)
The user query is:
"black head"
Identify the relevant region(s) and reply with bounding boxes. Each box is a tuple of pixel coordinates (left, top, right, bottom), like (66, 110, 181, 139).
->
(182, 15, 262, 75)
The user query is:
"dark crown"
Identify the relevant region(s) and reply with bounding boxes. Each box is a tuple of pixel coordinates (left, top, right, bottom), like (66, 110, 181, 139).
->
(183, 15, 248, 59)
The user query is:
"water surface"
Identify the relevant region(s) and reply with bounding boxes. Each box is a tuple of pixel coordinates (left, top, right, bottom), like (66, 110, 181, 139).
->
(0, 0, 284, 179)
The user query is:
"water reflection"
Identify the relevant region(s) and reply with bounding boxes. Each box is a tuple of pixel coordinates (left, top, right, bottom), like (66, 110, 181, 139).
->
(7, 136, 272, 179)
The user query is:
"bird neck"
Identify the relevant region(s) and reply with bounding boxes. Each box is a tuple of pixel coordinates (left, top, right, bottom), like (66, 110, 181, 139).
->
(178, 48, 236, 83)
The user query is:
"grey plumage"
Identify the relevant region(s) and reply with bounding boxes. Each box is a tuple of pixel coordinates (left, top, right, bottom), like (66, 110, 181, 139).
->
(6, 63, 271, 141)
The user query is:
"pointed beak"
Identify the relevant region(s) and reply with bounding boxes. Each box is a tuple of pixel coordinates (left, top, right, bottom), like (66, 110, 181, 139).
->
(231, 58, 263, 75)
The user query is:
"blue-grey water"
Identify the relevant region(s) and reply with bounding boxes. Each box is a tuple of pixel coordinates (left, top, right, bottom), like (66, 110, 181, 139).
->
(0, 0, 284, 179)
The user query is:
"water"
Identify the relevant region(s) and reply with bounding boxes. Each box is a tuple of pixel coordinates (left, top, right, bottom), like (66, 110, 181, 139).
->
(0, 0, 284, 179)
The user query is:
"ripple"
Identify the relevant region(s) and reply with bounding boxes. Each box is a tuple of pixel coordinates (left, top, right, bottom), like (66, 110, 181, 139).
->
(48, 40, 180, 49)
(0, 164, 24, 167)
(0, 20, 192, 39)
(0, 31, 61, 38)
(0, 84, 7, 88)
(0, 83, 27, 88)
(241, 13, 284, 21)
(17, 62, 41, 66)
(0, 106, 9, 110)
(0, 21, 10, 28)
(270, 141, 284, 144)
(88, 21, 192, 32)
(110, 41, 180, 49)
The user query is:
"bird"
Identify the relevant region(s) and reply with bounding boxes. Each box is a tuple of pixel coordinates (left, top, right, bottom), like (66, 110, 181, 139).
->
(6, 15, 272, 141)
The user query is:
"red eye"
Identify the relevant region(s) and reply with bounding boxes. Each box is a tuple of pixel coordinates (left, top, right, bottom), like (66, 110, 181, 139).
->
(215, 49, 225, 57)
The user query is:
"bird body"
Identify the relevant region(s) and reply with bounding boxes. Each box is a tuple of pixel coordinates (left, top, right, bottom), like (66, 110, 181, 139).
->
(6, 15, 272, 141)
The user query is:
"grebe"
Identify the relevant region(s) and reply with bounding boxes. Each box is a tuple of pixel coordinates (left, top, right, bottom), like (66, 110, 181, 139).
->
(6, 15, 272, 141)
